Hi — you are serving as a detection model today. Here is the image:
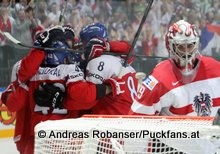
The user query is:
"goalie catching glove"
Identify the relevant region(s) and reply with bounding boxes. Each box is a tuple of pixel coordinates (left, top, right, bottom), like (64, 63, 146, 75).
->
(33, 82, 65, 109)
(104, 77, 125, 97)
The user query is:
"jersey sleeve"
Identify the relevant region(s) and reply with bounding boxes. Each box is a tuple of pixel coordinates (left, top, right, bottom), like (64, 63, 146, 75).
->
(63, 64, 98, 110)
(2, 61, 29, 112)
(64, 81, 97, 110)
(129, 75, 169, 115)
(6, 84, 29, 112)
(65, 65, 85, 86)
(18, 48, 45, 83)
(109, 41, 130, 54)
(109, 41, 134, 64)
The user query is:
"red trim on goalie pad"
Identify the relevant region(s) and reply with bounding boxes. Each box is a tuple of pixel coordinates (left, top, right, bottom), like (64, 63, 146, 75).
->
(82, 115, 214, 121)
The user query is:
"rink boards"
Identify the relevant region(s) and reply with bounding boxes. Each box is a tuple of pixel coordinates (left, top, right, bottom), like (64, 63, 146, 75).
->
(0, 88, 15, 139)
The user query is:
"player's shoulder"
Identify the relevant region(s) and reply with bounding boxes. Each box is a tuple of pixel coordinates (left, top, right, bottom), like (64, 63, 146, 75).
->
(202, 56, 220, 64)
(96, 55, 121, 61)
(153, 59, 172, 76)
(11, 60, 22, 82)
(12, 60, 22, 71)
(38, 64, 81, 76)
(88, 55, 121, 65)
(58, 64, 80, 70)
(154, 59, 171, 69)
(148, 59, 175, 84)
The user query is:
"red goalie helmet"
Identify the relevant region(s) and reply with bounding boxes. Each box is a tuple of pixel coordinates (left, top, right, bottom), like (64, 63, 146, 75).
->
(165, 20, 201, 83)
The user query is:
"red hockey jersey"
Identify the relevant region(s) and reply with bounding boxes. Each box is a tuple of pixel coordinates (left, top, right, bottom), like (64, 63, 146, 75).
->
(1, 61, 32, 154)
(130, 56, 220, 116)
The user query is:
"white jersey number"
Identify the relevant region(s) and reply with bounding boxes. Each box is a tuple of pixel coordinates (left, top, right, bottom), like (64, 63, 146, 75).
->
(127, 76, 137, 101)
(34, 104, 67, 115)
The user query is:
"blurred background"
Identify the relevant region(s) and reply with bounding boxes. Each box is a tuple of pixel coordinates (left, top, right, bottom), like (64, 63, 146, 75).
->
(0, 0, 220, 87)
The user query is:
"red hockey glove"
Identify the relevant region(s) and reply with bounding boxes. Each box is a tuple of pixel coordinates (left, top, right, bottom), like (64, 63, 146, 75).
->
(84, 37, 109, 61)
(104, 77, 125, 97)
(1, 84, 14, 104)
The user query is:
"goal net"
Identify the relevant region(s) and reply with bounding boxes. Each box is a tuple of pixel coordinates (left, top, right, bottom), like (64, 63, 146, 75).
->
(34, 115, 220, 154)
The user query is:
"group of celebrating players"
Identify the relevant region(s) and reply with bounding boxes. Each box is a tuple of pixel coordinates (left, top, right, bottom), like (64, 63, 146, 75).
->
(2, 19, 220, 154)
(1, 22, 138, 153)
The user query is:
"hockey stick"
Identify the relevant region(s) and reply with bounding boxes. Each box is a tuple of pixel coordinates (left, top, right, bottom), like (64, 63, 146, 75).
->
(2, 31, 77, 52)
(58, 0, 68, 25)
(168, 4, 183, 27)
(119, 0, 154, 86)
(123, 0, 154, 67)
(2, 31, 168, 59)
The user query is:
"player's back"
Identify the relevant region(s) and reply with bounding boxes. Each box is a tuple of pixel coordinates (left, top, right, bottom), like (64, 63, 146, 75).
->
(86, 55, 138, 114)
(28, 64, 80, 136)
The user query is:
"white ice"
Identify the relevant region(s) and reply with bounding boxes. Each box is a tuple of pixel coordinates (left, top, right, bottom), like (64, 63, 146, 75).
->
(0, 137, 19, 154)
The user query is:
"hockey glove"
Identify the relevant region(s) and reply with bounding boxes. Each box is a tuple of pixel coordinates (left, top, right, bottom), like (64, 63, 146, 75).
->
(33, 82, 65, 109)
(104, 77, 125, 97)
(34, 26, 65, 47)
(1, 83, 14, 104)
(63, 25, 75, 48)
(84, 37, 110, 62)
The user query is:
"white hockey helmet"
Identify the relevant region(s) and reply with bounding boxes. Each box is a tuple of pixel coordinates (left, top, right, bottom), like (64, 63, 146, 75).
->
(165, 20, 201, 83)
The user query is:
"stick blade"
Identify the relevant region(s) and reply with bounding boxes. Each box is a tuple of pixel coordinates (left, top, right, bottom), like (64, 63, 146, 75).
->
(4, 32, 21, 44)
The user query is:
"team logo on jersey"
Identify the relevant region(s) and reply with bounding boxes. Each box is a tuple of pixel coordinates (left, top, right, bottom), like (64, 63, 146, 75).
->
(193, 92, 212, 116)
(143, 75, 158, 91)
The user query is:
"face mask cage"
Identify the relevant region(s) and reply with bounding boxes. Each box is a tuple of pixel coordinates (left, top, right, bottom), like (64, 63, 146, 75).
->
(170, 39, 202, 84)
(171, 40, 200, 73)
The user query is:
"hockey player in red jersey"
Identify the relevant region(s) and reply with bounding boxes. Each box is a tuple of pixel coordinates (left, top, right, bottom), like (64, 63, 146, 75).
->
(78, 22, 138, 114)
(1, 60, 31, 154)
(129, 20, 220, 116)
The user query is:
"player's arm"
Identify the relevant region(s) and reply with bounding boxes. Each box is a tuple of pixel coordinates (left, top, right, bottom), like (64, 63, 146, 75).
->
(1, 81, 29, 112)
(18, 48, 45, 83)
(84, 39, 132, 57)
(5, 84, 29, 112)
(32, 80, 111, 110)
(33, 77, 124, 110)
(1, 60, 30, 112)
(108, 41, 131, 54)
(129, 75, 166, 115)
(108, 41, 134, 64)
(64, 81, 109, 110)
(18, 26, 65, 83)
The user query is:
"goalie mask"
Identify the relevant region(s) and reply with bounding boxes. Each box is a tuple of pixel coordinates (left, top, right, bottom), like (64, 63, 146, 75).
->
(165, 20, 201, 83)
